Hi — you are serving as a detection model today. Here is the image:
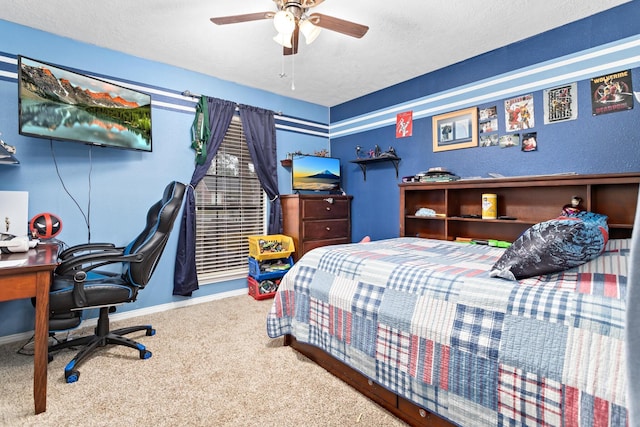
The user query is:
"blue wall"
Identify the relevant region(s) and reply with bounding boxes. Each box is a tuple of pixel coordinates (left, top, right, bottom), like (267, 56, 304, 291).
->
(0, 19, 329, 338)
(330, 1, 640, 242)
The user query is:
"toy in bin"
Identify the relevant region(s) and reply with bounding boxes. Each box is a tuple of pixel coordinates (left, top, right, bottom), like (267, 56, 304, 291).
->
(247, 276, 281, 300)
(259, 239, 282, 253)
(259, 279, 278, 294)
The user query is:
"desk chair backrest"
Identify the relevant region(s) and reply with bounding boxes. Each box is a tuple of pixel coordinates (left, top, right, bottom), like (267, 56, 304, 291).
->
(124, 181, 185, 288)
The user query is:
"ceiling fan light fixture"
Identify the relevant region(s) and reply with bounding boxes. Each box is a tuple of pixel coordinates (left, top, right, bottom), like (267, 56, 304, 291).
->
(273, 32, 293, 48)
(299, 19, 321, 44)
(273, 10, 295, 34)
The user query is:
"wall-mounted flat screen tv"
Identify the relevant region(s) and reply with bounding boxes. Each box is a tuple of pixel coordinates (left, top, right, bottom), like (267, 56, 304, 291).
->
(18, 56, 152, 152)
(292, 155, 341, 192)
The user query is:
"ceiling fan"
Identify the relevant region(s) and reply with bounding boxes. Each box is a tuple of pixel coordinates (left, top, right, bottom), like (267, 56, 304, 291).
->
(210, 0, 369, 55)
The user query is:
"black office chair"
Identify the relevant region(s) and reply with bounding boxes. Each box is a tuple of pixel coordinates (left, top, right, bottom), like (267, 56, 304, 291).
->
(46, 181, 186, 383)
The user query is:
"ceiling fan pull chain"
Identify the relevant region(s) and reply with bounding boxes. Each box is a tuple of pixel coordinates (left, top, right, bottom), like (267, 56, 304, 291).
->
(291, 52, 295, 91)
(280, 52, 286, 79)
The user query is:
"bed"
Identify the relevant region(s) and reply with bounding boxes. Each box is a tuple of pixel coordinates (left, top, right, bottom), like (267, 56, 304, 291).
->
(267, 234, 631, 426)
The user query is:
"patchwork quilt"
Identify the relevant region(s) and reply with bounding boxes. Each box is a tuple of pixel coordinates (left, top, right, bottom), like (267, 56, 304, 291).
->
(266, 237, 629, 426)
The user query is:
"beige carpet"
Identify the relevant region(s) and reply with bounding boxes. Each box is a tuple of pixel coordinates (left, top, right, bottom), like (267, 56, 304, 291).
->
(0, 295, 405, 426)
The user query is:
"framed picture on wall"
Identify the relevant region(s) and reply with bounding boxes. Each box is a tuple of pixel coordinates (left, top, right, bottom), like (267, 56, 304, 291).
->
(432, 107, 478, 152)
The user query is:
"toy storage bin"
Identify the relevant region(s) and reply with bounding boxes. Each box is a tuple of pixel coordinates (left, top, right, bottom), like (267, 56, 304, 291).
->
(247, 276, 280, 300)
(248, 256, 293, 281)
(247, 234, 295, 261)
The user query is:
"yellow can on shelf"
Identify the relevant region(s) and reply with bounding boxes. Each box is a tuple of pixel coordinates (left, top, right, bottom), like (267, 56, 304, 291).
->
(482, 193, 497, 219)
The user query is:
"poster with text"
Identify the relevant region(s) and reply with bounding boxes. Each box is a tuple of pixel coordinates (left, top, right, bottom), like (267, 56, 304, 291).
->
(543, 83, 577, 124)
(591, 70, 633, 115)
(504, 94, 534, 131)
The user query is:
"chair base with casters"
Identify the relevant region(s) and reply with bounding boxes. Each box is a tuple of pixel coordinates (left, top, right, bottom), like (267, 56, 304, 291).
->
(48, 306, 154, 383)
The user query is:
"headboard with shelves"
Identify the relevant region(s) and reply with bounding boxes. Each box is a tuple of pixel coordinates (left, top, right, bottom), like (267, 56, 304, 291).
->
(399, 173, 640, 241)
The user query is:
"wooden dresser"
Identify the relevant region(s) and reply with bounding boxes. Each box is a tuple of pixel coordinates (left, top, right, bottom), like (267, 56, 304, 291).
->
(281, 194, 352, 261)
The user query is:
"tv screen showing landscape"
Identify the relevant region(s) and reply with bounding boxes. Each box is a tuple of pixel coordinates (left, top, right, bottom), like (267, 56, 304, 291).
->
(292, 155, 341, 191)
(18, 56, 152, 152)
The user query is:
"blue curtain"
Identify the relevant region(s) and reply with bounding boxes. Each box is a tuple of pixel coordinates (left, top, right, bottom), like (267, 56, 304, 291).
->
(238, 105, 282, 234)
(173, 97, 236, 296)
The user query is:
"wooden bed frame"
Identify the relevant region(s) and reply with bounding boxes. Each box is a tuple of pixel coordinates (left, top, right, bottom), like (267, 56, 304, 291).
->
(281, 172, 640, 427)
(284, 334, 456, 426)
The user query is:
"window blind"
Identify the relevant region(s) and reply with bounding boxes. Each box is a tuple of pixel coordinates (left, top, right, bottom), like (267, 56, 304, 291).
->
(194, 116, 266, 283)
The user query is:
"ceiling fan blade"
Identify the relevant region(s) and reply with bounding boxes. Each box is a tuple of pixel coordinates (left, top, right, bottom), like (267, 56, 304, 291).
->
(308, 13, 369, 38)
(210, 12, 274, 25)
(283, 26, 300, 56)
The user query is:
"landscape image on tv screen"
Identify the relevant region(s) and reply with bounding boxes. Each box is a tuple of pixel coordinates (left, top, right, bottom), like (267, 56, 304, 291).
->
(292, 155, 341, 191)
(18, 56, 152, 152)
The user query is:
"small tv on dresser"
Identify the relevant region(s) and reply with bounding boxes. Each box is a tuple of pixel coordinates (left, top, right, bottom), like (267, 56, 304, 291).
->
(291, 155, 341, 192)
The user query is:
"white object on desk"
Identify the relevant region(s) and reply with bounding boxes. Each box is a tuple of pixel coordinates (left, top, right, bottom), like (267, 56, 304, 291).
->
(0, 259, 27, 267)
(0, 235, 30, 253)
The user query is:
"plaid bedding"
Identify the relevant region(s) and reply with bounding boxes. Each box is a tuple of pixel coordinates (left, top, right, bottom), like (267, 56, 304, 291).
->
(266, 237, 629, 426)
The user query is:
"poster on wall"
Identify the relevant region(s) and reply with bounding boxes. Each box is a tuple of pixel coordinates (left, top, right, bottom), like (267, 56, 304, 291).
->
(591, 70, 634, 115)
(543, 83, 578, 124)
(396, 111, 413, 138)
(521, 132, 537, 152)
(504, 94, 534, 131)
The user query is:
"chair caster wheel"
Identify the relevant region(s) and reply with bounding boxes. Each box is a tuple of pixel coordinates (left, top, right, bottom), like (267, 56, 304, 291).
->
(48, 354, 54, 363)
(146, 328, 156, 336)
(140, 349, 152, 360)
(65, 371, 80, 383)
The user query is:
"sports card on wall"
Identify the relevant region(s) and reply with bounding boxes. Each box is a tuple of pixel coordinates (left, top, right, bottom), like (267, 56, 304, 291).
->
(479, 106, 498, 134)
(499, 134, 519, 148)
(521, 132, 537, 152)
(396, 111, 413, 138)
(591, 70, 634, 115)
(504, 94, 534, 131)
(543, 83, 578, 124)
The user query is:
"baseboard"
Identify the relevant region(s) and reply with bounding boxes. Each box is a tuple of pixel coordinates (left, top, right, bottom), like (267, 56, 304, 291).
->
(0, 288, 246, 346)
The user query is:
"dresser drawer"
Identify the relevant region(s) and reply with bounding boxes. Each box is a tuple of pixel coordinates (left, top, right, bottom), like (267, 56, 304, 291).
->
(301, 198, 350, 219)
(302, 219, 349, 240)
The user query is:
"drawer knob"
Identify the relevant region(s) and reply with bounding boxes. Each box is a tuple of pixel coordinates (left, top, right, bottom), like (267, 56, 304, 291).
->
(326, 207, 331, 211)
(326, 227, 331, 231)
(419, 409, 427, 418)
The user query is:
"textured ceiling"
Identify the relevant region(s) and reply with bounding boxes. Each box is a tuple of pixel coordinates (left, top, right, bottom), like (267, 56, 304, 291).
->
(0, 0, 631, 107)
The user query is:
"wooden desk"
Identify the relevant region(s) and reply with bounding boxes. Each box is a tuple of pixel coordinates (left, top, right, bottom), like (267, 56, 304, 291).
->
(0, 244, 58, 414)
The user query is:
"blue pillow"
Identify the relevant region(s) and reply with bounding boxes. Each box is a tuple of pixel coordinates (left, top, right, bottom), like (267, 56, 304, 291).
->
(490, 211, 609, 280)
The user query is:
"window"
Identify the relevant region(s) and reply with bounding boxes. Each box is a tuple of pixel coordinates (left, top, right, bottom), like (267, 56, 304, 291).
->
(194, 116, 266, 283)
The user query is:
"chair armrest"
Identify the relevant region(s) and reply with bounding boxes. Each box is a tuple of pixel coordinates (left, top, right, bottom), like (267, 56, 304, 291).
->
(55, 251, 142, 276)
(59, 243, 121, 260)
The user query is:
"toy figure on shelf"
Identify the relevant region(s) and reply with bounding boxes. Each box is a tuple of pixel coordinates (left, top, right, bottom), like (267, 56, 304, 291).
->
(561, 195, 585, 216)
(379, 146, 397, 158)
(0, 132, 16, 154)
(355, 145, 362, 158)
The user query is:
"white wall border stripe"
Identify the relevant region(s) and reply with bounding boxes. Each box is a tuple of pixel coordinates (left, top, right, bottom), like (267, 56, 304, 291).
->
(330, 34, 640, 139)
